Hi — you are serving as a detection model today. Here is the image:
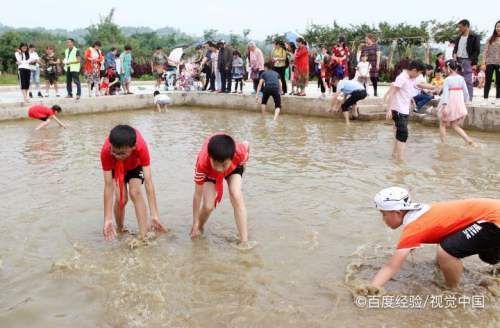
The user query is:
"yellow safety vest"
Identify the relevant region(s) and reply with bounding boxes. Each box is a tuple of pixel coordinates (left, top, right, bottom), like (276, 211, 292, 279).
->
(64, 47, 81, 72)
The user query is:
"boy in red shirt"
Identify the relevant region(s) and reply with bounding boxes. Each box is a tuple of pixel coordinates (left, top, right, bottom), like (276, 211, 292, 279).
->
(28, 104, 66, 130)
(100, 125, 166, 241)
(370, 187, 500, 290)
(191, 134, 250, 243)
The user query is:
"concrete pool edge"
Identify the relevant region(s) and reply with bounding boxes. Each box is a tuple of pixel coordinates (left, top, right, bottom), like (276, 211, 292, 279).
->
(0, 92, 499, 132)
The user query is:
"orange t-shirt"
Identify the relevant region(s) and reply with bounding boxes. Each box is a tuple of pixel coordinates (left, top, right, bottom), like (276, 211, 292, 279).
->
(397, 199, 500, 249)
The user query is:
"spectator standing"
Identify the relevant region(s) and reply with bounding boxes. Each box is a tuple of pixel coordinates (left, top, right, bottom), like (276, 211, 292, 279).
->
(151, 47, 168, 90)
(28, 45, 42, 98)
(63, 38, 82, 99)
(200, 42, 213, 91)
(14, 43, 32, 102)
(294, 37, 309, 96)
(120, 45, 133, 94)
(217, 40, 233, 93)
(453, 19, 481, 101)
(272, 40, 288, 95)
(41, 46, 61, 97)
(105, 48, 117, 70)
(248, 41, 265, 93)
(482, 20, 500, 103)
(84, 41, 104, 97)
(232, 50, 245, 93)
(361, 34, 381, 96)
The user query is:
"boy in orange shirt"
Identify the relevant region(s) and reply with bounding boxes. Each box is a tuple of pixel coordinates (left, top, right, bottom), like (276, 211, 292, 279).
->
(371, 187, 500, 289)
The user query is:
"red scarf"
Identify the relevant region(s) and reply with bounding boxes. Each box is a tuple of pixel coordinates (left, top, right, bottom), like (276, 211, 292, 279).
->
(114, 160, 126, 208)
(197, 142, 248, 208)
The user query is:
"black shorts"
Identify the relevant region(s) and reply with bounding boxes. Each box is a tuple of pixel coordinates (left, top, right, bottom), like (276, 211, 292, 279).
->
(205, 166, 244, 183)
(112, 166, 144, 184)
(341, 89, 367, 112)
(392, 110, 409, 143)
(45, 73, 57, 84)
(440, 222, 500, 265)
(38, 117, 49, 121)
(262, 88, 281, 108)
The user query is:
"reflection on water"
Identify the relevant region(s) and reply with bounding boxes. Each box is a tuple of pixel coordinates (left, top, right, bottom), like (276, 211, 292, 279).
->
(0, 108, 499, 327)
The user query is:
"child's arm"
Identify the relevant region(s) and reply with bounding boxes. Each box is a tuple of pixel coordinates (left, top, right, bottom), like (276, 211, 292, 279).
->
(103, 171, 116, 240)
(52, 115, 66, 129)
(278, 79, 283, 94)
(143, 166, 166, 232)
(371, 248, 411, 288)
(383, 85, 397, 119)
(192, 183, 203, 227)
(461, 77, 470, 104)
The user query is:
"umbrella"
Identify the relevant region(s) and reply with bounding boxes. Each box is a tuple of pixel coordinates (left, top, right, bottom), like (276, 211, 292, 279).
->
(168, 47, 183, 64)
(284, 31, 303, 44)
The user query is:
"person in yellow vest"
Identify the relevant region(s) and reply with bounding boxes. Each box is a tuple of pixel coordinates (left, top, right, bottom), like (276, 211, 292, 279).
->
(63, 38, 82, 99)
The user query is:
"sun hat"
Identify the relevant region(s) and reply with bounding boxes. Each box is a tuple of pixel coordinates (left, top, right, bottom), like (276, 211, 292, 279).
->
(374, 187, 423, 211)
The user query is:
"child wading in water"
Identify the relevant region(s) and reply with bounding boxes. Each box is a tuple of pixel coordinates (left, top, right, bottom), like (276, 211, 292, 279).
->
(191, 134, 250, 244)
(28, 104, 66, 130)
(100, 125, 167, 240)
(383, 60, 425, 161)
(437, 60, 476, 146)
(328, 78, 367, 125)
(256, 62, 282, 120)
(153, 90, 172, 112)
(370, 187, 500, 291)
(232, 51, 244, 94)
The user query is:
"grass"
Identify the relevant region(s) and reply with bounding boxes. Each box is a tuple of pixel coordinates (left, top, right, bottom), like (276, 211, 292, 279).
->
(0, 73, 19, 85)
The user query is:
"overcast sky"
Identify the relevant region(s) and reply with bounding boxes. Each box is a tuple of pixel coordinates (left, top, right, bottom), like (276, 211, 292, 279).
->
(1, 0, 497, 39)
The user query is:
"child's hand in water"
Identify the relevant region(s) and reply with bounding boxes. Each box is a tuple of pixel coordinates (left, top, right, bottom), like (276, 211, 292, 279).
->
(103, 220, 116, 241)
(150, 218, 167, 233)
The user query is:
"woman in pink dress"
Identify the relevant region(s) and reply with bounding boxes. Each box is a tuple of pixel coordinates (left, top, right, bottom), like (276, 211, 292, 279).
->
(437, 60, 476, 146)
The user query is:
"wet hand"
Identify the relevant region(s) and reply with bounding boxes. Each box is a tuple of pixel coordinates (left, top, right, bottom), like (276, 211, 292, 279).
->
(103, 220, 116, 241)
(150, 217, 167, 233)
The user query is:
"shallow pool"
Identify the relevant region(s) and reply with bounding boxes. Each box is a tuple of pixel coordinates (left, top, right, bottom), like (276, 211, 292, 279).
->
(0, 107, 499, 327)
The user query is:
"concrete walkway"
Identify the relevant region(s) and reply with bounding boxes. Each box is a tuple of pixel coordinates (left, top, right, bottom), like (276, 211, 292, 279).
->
(0, 81, 498, 132)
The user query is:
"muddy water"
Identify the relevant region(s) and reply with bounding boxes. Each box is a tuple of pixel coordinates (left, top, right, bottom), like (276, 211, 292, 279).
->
(0, 107, 499, 327)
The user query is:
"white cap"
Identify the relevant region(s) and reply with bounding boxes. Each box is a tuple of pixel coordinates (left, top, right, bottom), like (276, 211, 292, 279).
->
(374, 187, 423, 211)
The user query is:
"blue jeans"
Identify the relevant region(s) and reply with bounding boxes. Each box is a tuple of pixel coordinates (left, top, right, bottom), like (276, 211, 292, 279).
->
(414, 92, 433, 110)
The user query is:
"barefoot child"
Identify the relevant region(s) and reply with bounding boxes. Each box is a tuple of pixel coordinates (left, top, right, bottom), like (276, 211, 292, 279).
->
(153, 90, 172, 112)
(328, 78, 367, 125)
(437, 60, 476, 146)
(191, 134, 250, 243)
(100, 125, 166, 241)
(371, 187, 500, 290)
(256, 62, 282, 120)
(28, 104, 66, 130)
(383, 60, 425, 161)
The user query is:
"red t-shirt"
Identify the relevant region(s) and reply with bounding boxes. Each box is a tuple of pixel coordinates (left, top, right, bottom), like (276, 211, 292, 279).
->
(397, 199, 500, 249)
(100, 130, 150, 172)
(28, 105, 55, 119)
(100, 82, 109, 90)
(294, 46, 309, 74)
(193, 135, 249, 206)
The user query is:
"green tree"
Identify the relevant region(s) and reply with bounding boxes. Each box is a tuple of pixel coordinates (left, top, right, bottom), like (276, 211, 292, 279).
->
(85, 8, 126, 47)
(0, 30, 22, 73)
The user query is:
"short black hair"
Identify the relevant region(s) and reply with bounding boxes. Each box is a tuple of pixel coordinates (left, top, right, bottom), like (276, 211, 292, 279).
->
(207, 134, 236, 162)
(408, 60, 425, 72)
(153, 90, 160, 96)
(458, 19, 470, 27)
(264, 61, 273, 69)
(29, 44, 36, 49)
(93, 41, 101, 47)
(51, 105, 62, 112)
(109, 125, 137, 148)
(67, 38, 75, 43)
(124, 45, 132, 51)
(425, 64, 433, 71)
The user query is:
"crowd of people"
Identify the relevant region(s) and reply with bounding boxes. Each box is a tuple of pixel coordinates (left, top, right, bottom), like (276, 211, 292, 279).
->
(20, 17, 500, 298)
(14, 38, 134, 102)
